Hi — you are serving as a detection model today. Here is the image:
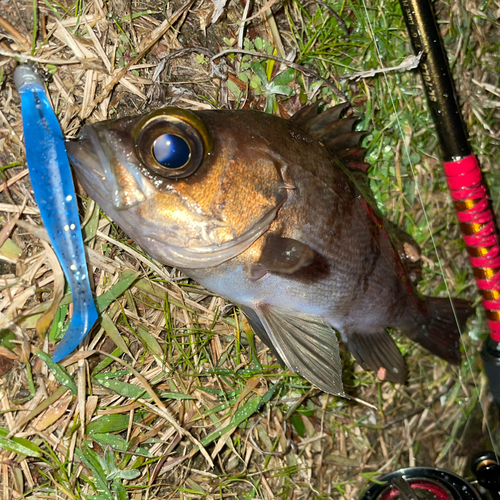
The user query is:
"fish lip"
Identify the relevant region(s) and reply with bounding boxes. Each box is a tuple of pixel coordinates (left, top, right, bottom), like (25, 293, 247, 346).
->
(66, 128, 106, 183)
(66, 134, 108, 204)
(67, 125, 147, 209)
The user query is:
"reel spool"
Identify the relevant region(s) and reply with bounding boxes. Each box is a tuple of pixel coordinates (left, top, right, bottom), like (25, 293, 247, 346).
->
(359, 467, 482, 500)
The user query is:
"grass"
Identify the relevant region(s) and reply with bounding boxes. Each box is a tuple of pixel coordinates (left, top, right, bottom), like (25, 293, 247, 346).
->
(0, 0, 499, 497)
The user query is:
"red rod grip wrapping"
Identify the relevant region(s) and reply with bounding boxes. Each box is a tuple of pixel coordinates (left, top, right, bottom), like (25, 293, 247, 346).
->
(443, 154, 500, 341)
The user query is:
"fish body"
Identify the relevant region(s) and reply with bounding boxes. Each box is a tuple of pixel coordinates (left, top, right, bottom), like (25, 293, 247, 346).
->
(68, 103, 471, 395)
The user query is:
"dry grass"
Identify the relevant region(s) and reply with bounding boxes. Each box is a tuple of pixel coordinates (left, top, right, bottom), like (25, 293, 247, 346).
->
(0, 0, 499, 498)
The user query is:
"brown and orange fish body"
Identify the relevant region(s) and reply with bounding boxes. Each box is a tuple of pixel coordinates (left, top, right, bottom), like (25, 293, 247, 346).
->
(68, 103, 471, 395)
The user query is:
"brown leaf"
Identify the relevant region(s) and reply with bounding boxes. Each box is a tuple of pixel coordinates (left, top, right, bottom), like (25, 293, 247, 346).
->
(0, 352, 14, 376)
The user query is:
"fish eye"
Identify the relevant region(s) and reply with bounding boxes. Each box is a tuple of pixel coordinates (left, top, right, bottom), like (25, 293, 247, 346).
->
(134, 108, 212, 180)
(152, 134, 191, 169)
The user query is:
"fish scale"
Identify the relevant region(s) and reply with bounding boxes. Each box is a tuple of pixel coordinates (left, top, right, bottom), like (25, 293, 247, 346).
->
(67, 103, 472, 395)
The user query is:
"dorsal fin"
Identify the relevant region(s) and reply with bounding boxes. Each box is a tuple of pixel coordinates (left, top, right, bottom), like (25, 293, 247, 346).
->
(291, 101, 370, 173)
(324, 131, 368, 150)
(337, 148, 368, 164)
(319, 116, 359, 142)
(385, 220, 423, 285)
(289, 100, 322, 126)
(299, 102, 350, 136)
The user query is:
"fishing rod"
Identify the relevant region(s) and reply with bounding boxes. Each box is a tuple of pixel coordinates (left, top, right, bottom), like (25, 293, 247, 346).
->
(356, 0, 500, 495)
(396, 0, 500, 404)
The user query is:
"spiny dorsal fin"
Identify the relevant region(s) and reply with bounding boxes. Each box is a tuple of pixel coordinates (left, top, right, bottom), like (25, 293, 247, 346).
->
(289, 100, 322, 126)
(324, 130, 368, 150)
(291, 101, 370, 173)
(300, 102, 350, 136)
(318, 116, 359, 143)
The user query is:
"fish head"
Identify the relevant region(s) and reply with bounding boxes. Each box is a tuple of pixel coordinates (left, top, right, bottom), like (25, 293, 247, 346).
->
(67, 108, 287, 268)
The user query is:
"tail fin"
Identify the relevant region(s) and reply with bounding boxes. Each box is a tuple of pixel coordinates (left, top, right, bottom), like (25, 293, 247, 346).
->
(407, 297, 473, 364)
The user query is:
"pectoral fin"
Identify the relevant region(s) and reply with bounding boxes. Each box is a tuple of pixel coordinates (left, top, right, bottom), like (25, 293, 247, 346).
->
(344, 330, 406, 383)
(256, 235, 315, 274)
(255, 304, 344, 396)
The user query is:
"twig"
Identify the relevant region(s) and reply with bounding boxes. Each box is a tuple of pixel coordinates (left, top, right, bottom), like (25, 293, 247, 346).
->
(243, 0, 280, 22)
(0, 47, 86, 66)
(238, 0, 253, 49)
(0, 15, 30, 50)
(152, 47, 214, 82)
(383, 380, 455, 428)
(341, 51, 424, 81)
(92, 350, 214, 468)
(248, 417, 292, 456)
(0, 170, 29, 194)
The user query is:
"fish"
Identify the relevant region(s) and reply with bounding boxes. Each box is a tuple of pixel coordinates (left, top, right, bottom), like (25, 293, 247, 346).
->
(67, 102, 472, 395)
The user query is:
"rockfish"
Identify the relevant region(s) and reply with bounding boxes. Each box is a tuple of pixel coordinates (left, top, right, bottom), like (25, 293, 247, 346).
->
(67, 102, 471, 395)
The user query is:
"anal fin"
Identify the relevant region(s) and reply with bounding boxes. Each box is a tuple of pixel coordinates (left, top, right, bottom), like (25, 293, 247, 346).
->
(255, 305, 344, 396)
(344, 330, 406, 383)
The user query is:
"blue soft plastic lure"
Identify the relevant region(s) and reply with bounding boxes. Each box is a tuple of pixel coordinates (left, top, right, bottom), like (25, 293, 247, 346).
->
(15, 65, 98, 362)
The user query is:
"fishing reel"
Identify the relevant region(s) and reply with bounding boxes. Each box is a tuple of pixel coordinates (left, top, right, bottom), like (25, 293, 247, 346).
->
(359, 452, 500, 500)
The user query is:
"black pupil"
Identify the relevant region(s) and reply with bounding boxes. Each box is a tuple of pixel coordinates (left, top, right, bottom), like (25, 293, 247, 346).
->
(152, 134, 191, 169)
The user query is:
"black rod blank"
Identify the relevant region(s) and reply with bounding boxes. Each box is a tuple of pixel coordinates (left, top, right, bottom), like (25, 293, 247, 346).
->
(399, 0, 471, 161)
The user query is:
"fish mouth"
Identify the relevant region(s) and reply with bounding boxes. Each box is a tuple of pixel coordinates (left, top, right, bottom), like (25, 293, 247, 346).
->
(67, 128, 283, 269)
(67, 132, 109, 203)
(141, 201, 283, 268)
(69, 124, 148, 209)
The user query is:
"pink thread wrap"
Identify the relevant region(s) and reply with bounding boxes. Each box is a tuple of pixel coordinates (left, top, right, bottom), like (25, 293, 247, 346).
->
(443, 154, 500, 341)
